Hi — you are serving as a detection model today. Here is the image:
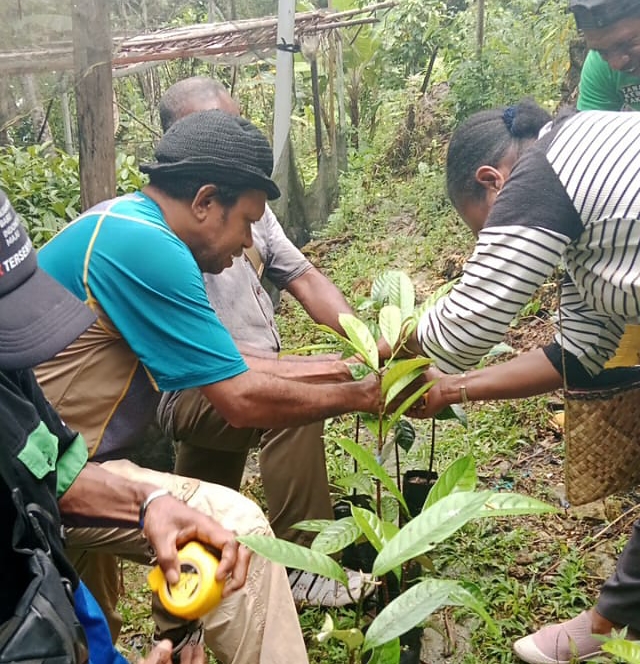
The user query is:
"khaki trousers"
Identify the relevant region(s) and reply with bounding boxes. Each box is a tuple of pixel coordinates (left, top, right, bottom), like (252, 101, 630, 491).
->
(65, 460, 308, 664)
(170, 388, 334, 547)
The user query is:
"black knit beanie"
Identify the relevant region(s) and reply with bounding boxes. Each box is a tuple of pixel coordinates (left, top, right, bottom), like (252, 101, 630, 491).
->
(141, 110, 280, 200)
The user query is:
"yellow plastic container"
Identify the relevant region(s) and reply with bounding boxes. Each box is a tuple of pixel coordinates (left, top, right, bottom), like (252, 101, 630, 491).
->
(147, 541, 225, 620)
(605, 324, 640, 368)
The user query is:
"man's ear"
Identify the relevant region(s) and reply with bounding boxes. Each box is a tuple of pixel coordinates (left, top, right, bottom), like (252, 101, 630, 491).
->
(192, 184, 218, 220)
(475, 165, 505, 193)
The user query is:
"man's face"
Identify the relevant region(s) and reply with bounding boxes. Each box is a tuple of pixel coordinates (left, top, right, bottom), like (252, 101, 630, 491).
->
(584, 16, 640, 74)
(190, 189, 266, 274)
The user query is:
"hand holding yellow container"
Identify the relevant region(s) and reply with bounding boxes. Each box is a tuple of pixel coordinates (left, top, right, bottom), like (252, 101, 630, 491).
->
(148, 541, 225, 620)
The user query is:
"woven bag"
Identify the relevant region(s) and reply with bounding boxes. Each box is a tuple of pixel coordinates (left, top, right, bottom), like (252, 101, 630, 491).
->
(564, 368, 640, 505)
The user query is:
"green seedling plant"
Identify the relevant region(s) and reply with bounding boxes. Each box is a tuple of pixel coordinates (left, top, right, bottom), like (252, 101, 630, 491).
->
(239, 270, 558, 663)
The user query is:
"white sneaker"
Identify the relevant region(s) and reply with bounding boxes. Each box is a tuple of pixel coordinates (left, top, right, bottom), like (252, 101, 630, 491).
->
(288, 568, 375, 608)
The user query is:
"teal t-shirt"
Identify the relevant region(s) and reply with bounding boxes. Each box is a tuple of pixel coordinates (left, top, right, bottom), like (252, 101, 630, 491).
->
(577, 50, 640, 111)
(38, 192, 247, 392)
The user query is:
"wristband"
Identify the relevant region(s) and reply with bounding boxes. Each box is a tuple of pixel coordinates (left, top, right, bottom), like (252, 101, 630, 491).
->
(139, 489, 171, 529)
(459, 372, 469, 405)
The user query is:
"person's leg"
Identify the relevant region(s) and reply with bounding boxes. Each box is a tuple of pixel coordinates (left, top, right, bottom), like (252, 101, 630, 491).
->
(259, 421, 333, 546)
(67, 549, 122, 642)
(65, 460, 308, 664)
(171, 388, 258, 490)
(595, 517, 640, 631)
(513, 519, 640, 664)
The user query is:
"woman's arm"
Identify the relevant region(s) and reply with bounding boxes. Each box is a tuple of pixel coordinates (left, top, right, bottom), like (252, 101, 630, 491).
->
(420, 347, 563, 417)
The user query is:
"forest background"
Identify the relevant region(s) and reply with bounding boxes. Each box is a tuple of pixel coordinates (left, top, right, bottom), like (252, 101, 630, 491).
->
(1, 1, 634, 663)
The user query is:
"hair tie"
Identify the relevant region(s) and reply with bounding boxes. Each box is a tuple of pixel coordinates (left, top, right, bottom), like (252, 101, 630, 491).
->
(502, 106, 517, 132)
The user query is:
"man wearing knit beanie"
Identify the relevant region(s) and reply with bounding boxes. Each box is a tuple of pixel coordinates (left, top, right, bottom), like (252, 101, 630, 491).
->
(155, 76, 372, 609)
(33, 110, 386, 663)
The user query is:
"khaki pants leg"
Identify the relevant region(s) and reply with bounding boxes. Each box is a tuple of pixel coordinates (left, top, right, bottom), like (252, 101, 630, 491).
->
(171, 389, 334, 545)
(65, 460, 308, 664)
(259, 422, 333, 546)
(173, 388, 259, 490)
(68, 550, 122, 642)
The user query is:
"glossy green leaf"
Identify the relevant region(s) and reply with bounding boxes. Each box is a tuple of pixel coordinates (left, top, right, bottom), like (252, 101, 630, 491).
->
(380, 495, 400, 524)
(602, 638, 640, 663)
(447, 584, 498, 636)
(363, 578, 461, 650)
(335, 437, 409, 514)
(434, 403, 468, 427)
(351, 506, 386, 552)
(477, 492, 559, 517)
(367, 638, 401, 664)
(291, 519, 334, 533)
(334, 471, 374, 496)
(372, 491, 493, 576)
(386, 381, 433, 431)
(379, 305, 403, 348)
(348, 362, 374, 381)
(237, 535, 349, 587)
(315, 614, 365, 651)
(424, 455, 477, 510)
(310, 517, 362, 555)
(338, 313, 379, 369)
(393, 419, 416, 453)
(385, 271, 415, 321)
(381, 357, 431, 401)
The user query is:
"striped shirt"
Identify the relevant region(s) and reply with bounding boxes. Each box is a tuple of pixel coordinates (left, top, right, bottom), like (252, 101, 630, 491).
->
(417, 111, 640, 376)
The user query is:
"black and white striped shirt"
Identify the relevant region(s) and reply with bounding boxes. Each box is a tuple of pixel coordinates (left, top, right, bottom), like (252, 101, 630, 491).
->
(417, 111, 640, 376)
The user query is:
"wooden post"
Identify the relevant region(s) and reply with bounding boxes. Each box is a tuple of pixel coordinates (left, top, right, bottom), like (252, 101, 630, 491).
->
(476, 0, 485, 58)
(72, 0, 116, 210)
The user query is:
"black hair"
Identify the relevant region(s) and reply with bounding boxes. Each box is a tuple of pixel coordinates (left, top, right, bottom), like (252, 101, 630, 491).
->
(159, 77, 232, 133)
(446, 98, 552, 210)
(147, 171, 242, 208)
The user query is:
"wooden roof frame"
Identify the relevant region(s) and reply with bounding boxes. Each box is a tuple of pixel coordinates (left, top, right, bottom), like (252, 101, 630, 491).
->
(0, 2, 395, 77)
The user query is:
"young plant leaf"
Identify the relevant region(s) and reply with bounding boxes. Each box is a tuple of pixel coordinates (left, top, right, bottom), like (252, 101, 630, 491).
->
(386, 381, 433, 431)
(291, 519, 334, 533)
(338, 313, 379, 369)
(335, 437, 409, 514)
(363, 578, 462, 651)
(602, 638, 640, 663)
(334, 471, 374, 496)
(477, 492, 559, 517)
(348, 362, 374, 381)
(367, 638, 401, 664)
(379, 305, 402, 349)
(316, 614, 365, 651)
(447, 584, 498, 636)
(237, 535, 349, 587)
(385, 271, 415, 321)
(393, 418, 416, 453)
(381, 357, 431, 402)
(434, 403, 468, 428)
(423, 455, 477, 510)
(351, 506, 386, 553)
(380, 495, 400, 524)
(310, 517, 362, 555)
(372, 491, 493, 576)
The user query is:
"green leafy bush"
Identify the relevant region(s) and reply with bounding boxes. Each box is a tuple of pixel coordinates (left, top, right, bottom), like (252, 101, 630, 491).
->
(0, 144, 146, 248)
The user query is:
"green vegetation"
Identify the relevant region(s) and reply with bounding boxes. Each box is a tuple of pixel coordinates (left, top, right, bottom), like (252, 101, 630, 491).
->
(3, 0, 631, 661)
